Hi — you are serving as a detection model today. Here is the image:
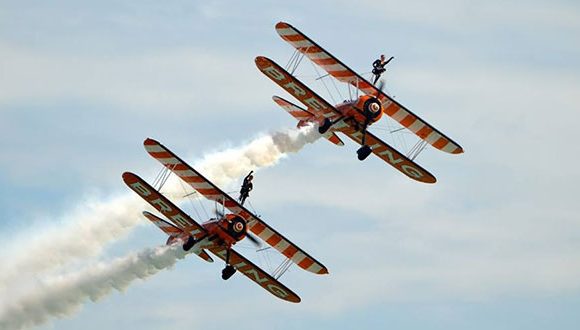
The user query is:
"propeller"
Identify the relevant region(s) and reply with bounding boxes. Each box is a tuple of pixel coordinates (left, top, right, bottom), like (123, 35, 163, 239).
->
(245, 232, 262, 247)
(214, 207, 262, 248)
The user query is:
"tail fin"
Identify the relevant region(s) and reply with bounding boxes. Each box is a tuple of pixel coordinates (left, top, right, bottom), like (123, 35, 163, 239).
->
(142, 211, 214, 263)
(272, 96, 344, 146)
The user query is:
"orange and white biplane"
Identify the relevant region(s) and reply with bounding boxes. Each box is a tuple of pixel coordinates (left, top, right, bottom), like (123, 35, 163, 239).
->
(256, 22, 464, 184)
(123, 138, 327, 303)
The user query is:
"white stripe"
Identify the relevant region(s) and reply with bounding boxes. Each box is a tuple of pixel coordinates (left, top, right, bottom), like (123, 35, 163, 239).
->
(145, 144, 165, 153)
(159, 157, 180, 165)
(320, 63, 346, 72)
(276, 27, 296, 36)
(190, 181, 213, 190)
(407, 120, 424, 133)
(290, 251, 307, 264)
(273, 240, 290, 252)
(258, 227, 275, 241)
(442, 142, 456, 153)
(391, 108, 409, 122)
(307, 52, 331, 60)
(290, 39, 314, 48)
(307, 263, 323, 273)
(425, 131, 441, 144)
(174, 169, 195, 177)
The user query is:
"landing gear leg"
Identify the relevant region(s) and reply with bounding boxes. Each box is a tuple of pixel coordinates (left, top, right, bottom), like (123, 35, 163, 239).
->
(318, 118, 331, 134)
(182, 235, 196, 251)
(356, 120, 372, 161)
(221, 249, 236, 280)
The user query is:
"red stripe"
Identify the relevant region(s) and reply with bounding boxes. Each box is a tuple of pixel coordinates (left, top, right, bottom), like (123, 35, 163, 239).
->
(251, 222, 266, 235)
(183, 175, 204, 183)
(416, 126, 433, 139)
(282, 34, 304, 42)
(383, 102, 399, 116)
(298, 258, 314, 270)
(266, 235, 282, 246)
(197, 188, 220, 195)
(150, 151, 172, 158)
(311, 58, 335, 65)
(282, 245, 298, 258)
(328, 70, 353, 78)
(400, 115, 416, 128)
(433, 137, 448, 149)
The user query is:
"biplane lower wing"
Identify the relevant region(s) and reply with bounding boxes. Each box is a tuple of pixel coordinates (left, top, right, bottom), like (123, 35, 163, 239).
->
(274, 21, 463, 155)
(273, 95, 344, 146)
(143, 138, 329, 275)
(340, 127, 437, 184)
(143, 211, 214, 263)
(208, 246, 301, 303)
(122, 172, 208, 240)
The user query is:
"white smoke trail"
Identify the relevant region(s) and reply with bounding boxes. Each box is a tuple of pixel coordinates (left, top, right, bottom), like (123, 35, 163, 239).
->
(0, 244, 186, 330)
(0, 124, 320, 328)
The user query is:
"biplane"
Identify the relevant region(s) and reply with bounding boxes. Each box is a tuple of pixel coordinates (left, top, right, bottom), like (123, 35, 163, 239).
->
(256, 22, 464, 184)
(122, 138, 327, 303)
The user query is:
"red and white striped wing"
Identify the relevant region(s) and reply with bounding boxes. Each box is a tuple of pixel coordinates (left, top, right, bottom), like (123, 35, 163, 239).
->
(209, 246, 301, 303)
(275, 21, 463, 155)
(122, 172, 207, 239)
(143, 211, 183, 236)
(273, 96, 344, 146)
(144, 138, 329, 275)
(340, 127, 437, 184)
(273, 95, 313, 121)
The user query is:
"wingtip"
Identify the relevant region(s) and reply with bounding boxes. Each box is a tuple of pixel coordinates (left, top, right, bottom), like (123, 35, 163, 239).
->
(255, 55, 268, 65)
(275, 21, 290, 29)
(453, 147, 465, 154)
(121, 171, 135, 181)
(144, 138, 159, 146)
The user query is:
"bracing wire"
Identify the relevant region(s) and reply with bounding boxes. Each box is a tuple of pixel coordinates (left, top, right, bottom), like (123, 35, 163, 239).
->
(309, 60, 337, 104)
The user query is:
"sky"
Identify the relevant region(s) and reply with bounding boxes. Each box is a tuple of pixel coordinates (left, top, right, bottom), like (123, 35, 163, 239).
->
(1, 0, 580, 329)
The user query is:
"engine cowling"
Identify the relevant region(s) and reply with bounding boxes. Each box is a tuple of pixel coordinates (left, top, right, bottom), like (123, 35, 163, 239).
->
(363, 97, 382, 120)
(226, 215, 247, 240)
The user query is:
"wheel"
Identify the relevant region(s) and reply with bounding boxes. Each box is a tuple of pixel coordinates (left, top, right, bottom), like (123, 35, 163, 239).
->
(221, 265, 236, 280)
(182, 236, 196, 251)
(318, 118, 331, 134)
(357, 145, 372, 161)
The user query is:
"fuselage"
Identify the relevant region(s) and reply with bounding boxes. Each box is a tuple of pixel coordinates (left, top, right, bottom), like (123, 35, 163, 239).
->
(335, 94, 383, 125)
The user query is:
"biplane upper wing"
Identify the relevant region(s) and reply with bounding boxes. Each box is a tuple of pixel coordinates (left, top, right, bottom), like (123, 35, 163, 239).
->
(272, 95, 344, 146)
(122, 172, 208, 240)
(142, 211, 214, 263)
(275, 21, 464, 155)
(339, 127, 437, 184)
(144, 138, 329, 275)
(208, 245, 301, 303)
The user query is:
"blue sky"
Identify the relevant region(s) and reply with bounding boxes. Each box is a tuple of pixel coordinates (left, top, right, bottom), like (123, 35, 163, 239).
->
(1, 0, 580, 329)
